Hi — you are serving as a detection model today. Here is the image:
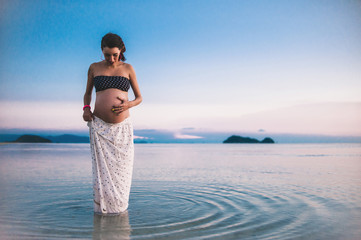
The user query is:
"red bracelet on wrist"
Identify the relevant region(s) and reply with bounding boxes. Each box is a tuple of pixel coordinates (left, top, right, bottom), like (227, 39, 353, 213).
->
(83, 105, 91, 110)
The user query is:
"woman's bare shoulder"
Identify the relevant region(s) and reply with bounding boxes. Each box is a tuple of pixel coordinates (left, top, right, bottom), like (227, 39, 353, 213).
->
(123, 62, 135, 72)
(89, 61, 106, 75)
(90, 61, 104, 69)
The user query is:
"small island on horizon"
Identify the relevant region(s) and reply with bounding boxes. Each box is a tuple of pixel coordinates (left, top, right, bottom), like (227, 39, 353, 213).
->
(14, 135, 52, 143)
(223, 135, 275, 144)
(3, 134, 146, 144)
(7, 134, 89, 143)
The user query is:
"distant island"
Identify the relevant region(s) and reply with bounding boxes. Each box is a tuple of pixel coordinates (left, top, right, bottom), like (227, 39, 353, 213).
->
(14, 135, 52, 143)
(6, 134, 146, 144)
(46, 134, 89, 143)
(223, 135, 275, 144)
(10, 134, 91, 143)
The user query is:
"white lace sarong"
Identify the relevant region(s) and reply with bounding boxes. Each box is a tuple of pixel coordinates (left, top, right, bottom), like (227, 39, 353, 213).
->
(87, 116, 134, 215)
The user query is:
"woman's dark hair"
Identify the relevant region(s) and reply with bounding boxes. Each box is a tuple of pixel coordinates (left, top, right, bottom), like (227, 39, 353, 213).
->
(101, 33, 126, 61)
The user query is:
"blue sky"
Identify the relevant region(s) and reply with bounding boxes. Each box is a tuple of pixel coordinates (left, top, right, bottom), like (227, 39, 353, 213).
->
(0, 0, 360, 136)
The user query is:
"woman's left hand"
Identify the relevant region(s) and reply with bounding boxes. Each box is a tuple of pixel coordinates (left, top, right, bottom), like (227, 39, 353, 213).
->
(112, 101, 130, 115)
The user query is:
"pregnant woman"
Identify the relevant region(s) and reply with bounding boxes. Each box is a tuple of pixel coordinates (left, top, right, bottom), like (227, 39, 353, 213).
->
(82, 33, 142, 215)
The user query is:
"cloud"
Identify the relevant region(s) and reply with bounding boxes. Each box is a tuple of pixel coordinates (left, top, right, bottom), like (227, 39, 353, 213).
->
(134, 135, 149, 139)
(1, 101, 360, 136)
(134, 102, 361, 135)
(229, 102, 361, 135)
(174, 134, 203, 139)
(0, 101, 85, 130)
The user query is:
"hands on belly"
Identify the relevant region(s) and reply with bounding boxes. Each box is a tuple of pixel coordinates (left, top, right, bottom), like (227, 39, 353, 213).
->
(111, 95, 130, 115)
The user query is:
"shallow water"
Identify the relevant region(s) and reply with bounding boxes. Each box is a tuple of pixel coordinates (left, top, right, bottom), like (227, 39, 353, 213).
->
(0, 143, 360, 239)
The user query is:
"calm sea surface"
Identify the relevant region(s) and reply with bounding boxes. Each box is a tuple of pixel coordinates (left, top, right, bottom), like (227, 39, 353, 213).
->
(0, 143, 360, 239)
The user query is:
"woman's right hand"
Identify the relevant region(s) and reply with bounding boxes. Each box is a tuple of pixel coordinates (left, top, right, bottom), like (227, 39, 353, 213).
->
(83, 108, 94, 121)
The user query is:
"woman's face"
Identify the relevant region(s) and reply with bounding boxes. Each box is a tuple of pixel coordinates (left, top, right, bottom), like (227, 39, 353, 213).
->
(102, 47, 121, 65)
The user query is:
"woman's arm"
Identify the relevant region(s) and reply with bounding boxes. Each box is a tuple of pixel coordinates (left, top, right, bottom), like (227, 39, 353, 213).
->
(83, 64, 95, 121)
(127, 64, 143, 108)
(114, 64, 142, 113)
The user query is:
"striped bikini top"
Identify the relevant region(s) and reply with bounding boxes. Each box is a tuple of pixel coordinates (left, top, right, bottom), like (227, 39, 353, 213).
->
(93, 75, 130, 92)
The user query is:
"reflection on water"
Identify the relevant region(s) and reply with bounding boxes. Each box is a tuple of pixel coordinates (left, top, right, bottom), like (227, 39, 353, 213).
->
(93, 212, 131, 240)
(0, 143, 360, 239)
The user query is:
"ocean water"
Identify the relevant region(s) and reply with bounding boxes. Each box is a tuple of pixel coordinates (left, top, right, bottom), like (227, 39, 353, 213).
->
(0, 143, 360, 240)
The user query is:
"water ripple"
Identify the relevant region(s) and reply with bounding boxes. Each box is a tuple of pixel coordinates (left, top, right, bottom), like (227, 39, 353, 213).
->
(128, 181, 347, 240)
(0, 181, 356, 239)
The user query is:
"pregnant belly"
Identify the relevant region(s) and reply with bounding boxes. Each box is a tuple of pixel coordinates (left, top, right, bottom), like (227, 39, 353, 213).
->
(93, 89, 129, 123)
